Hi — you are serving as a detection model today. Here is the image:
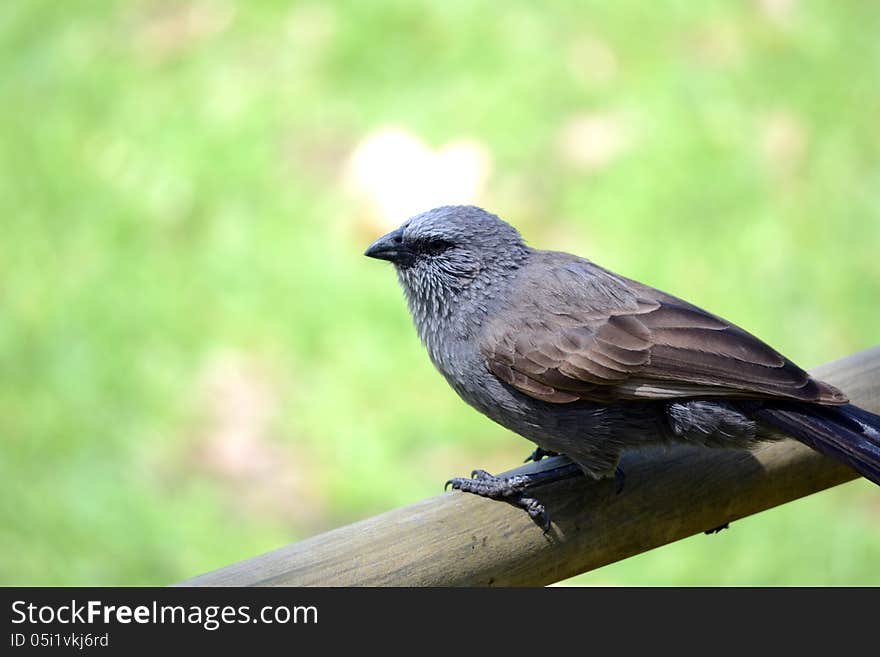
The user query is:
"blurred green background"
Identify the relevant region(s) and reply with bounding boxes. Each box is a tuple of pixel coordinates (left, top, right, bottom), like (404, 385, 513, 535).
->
(2, 0, 879, 586)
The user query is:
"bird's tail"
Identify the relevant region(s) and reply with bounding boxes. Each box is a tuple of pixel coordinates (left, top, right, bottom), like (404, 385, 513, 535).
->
(749, 402, 880, 486)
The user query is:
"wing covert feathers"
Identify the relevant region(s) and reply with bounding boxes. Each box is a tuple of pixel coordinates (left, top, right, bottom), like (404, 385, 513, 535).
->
(482, 253, 848, 406)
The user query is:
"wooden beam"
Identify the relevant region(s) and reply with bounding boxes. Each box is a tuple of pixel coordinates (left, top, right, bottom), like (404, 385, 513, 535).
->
(178, 346, 880, 586)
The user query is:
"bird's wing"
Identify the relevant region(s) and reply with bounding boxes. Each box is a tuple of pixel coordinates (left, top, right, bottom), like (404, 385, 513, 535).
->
(481, 254, 847, 405)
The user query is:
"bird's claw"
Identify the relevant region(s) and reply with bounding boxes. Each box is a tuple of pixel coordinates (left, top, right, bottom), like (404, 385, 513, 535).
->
(445, 469, 495, 490)
(445, 469, 551, 531)
(523, 447, 559, 463)
(520, 496, 551, 531)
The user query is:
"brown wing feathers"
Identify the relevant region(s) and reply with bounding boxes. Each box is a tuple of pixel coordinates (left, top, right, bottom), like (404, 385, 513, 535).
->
(483, 259, 848, 406)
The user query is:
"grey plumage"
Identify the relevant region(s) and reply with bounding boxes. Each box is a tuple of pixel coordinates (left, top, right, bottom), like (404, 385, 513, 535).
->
(365, 205, 880, 507)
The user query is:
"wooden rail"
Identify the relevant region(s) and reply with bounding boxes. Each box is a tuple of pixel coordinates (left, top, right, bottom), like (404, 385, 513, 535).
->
(178, 346, 880, 586)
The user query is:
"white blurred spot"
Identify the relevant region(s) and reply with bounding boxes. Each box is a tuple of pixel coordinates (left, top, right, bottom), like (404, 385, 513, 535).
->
(557, 113, 632, 173)
(760, 110, 808, 179)
(756, 0, 798, 25)
(345, 127, 492, 230)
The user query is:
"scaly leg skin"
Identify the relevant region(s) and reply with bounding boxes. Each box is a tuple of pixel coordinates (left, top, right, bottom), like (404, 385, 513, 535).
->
(445, 462, 583, 531)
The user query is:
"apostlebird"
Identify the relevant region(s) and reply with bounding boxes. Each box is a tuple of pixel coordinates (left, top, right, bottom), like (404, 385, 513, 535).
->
(365, 205, 880, 527)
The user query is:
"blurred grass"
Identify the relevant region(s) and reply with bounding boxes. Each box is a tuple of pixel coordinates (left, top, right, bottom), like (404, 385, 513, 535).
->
(1, 0, 878, 585)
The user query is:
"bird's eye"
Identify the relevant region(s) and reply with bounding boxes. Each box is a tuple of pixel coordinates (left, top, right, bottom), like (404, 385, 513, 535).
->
(423, 239, 453, 256)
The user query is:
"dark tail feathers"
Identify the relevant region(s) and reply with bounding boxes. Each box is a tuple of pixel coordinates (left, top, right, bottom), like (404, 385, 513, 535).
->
(749, 403, 880, 486)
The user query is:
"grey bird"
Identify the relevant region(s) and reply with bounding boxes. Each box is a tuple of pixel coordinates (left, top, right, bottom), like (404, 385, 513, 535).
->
(365, 205, 880, 527)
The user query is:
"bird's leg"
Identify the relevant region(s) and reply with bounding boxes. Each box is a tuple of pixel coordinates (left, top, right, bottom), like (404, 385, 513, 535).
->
(522, 447, 559, 463)
(445, 461, 584, 531)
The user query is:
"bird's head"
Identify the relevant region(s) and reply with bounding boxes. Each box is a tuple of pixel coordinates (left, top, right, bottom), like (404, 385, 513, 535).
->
(364, 205, 528, 300)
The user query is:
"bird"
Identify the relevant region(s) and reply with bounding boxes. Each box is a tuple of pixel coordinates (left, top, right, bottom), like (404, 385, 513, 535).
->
(364, 205, 880, 528)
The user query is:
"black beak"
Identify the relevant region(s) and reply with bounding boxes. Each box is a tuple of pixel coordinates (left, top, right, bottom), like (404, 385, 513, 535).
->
(364, 227, 415, 266)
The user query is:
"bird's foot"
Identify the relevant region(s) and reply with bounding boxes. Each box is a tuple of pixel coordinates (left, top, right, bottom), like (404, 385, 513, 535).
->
(446, 469, 550, 530)
(523, 447, 559, 463)
(704, 522, 730, 535)
(445, 461, 585, 531)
